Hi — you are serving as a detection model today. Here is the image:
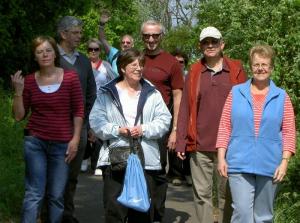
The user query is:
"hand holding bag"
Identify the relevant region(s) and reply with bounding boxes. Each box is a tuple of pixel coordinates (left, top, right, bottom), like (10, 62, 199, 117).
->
(117, 153, 150, 212)
(109, 130, 144, 171)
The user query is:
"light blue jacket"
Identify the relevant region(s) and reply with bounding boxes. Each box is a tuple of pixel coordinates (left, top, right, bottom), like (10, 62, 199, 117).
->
(107, 47, 119, 77)
(89, 77, 172, 170)
(227, 79, 286, 177)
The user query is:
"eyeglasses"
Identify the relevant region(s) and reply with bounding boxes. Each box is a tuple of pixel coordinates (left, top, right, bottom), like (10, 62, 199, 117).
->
(142, 33, 162, 40)
(122, 41, 131, 44)
(65, 30, 82, 36)
(201, 39, 220, 46)
(88, 47, 100, 52)
(252, 63, 270, 70)
(127, 63, 143, 70)
(178, 60, 185, 64)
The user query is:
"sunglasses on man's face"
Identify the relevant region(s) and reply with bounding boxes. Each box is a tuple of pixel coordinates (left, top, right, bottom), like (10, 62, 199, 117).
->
(142, 33, 161, 40)
(122, 41, 131, 44)
(201, 39, 220, 46)
(88, 47, 100, 52)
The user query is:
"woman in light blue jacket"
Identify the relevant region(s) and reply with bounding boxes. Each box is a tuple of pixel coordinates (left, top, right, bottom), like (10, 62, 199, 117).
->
(89, 48, 171, 223)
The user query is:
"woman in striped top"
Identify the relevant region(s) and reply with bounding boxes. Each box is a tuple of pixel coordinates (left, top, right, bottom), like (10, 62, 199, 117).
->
(216, 45, 296, 223)
(11, 36, 84, 223)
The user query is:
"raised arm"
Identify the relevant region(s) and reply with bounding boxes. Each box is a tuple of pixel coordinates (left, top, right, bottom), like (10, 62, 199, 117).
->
(11, 70, 25, 121)
(98, 13, 111, 55)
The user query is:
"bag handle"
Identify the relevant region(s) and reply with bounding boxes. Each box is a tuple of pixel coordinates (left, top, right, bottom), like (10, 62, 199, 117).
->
(106, 127, 140, 153)
(125, 129, 136, 154)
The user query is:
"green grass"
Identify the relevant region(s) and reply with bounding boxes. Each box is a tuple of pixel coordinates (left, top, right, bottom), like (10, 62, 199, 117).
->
(0, 85, 24, 222)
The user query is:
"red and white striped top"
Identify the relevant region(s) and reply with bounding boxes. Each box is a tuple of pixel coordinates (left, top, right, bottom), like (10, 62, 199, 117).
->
(23, 70, 84, 142)
(216, 91, 296, 153)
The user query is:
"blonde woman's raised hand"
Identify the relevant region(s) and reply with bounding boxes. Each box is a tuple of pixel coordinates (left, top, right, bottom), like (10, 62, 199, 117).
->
(100, 10, 110, 24)
(11, 70, 24, 96)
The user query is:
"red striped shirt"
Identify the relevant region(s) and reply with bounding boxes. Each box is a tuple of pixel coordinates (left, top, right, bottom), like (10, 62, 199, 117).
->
(23, 70, 84, 142)
(216, 91, 296, 153)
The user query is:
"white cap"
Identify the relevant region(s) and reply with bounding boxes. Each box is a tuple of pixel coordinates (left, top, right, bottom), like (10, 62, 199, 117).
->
(199, 26, 222, 42)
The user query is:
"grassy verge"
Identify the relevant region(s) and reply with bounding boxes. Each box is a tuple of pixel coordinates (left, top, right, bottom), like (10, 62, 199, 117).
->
(274, 138, 300, 223)
(0, 85, 24, 222)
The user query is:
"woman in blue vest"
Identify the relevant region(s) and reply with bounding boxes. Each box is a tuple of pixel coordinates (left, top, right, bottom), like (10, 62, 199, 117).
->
(216, 44, 296, 223)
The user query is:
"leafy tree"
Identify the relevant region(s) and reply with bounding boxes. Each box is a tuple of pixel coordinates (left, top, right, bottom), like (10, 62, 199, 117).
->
(0, 0, 91, 86)
(169, 0, 201, 27)
(136, 0, 172, 30)
(196, 2, 300, 222)
(79, 0, 144, 55)
(162, 25, 200, 63)
(197, 0, 300, 122)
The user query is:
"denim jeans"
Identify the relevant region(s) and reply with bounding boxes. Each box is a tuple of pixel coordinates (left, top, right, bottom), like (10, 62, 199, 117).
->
(228, 173, 278, 223)
(21, 136, 69, 223)
(63, 123, 87, 218)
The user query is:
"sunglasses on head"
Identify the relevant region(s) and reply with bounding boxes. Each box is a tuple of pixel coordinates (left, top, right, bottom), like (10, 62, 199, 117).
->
(88, 47, 100, 52)
(142, 33, 161, 40)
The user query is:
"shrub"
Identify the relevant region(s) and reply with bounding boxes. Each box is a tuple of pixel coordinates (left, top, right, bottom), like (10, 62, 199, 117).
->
(274, 138, 300, 223)
(0, 85, 24, 222)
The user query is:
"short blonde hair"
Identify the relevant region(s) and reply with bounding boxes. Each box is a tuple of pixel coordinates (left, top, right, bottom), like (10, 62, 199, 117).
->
(86, 38, 101, 49)
(121, 35, 134, 44)
(249, 44, 275, 67)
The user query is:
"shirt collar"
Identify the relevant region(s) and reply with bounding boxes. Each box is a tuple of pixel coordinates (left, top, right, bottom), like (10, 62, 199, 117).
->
(57, 44, 79, 57)
(200, 57, 230, 74)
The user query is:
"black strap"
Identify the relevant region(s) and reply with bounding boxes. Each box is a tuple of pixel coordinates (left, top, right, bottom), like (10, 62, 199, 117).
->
(125, 129, 137, 154)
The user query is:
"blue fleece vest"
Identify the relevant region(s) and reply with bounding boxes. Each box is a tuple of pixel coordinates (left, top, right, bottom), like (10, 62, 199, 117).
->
(226, 79, 286, 177)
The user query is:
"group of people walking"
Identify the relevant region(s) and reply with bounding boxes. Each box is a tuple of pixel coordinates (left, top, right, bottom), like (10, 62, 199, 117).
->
(11, 13, 296, 223)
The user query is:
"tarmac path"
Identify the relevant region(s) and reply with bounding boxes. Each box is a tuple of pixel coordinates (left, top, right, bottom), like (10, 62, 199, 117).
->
(74, 172, 197, 223)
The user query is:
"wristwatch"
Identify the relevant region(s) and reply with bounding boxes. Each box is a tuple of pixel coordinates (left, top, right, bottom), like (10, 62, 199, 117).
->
(282, 157, 290, 162)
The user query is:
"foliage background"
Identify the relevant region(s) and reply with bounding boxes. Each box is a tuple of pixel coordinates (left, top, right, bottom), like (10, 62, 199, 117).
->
(196, 0, 300, 122)
(0, 0, 299, 222)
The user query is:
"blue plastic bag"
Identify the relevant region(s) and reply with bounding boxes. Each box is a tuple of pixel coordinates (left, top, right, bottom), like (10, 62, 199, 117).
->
(117, 154, 150, 212)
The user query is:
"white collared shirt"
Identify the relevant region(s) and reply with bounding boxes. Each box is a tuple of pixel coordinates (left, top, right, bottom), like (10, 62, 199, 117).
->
(57, 45, 79, 65)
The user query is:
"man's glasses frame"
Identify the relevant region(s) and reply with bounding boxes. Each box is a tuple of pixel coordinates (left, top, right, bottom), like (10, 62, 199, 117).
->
(200, 39, 221, 46)
(142, 33, 162, 40)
